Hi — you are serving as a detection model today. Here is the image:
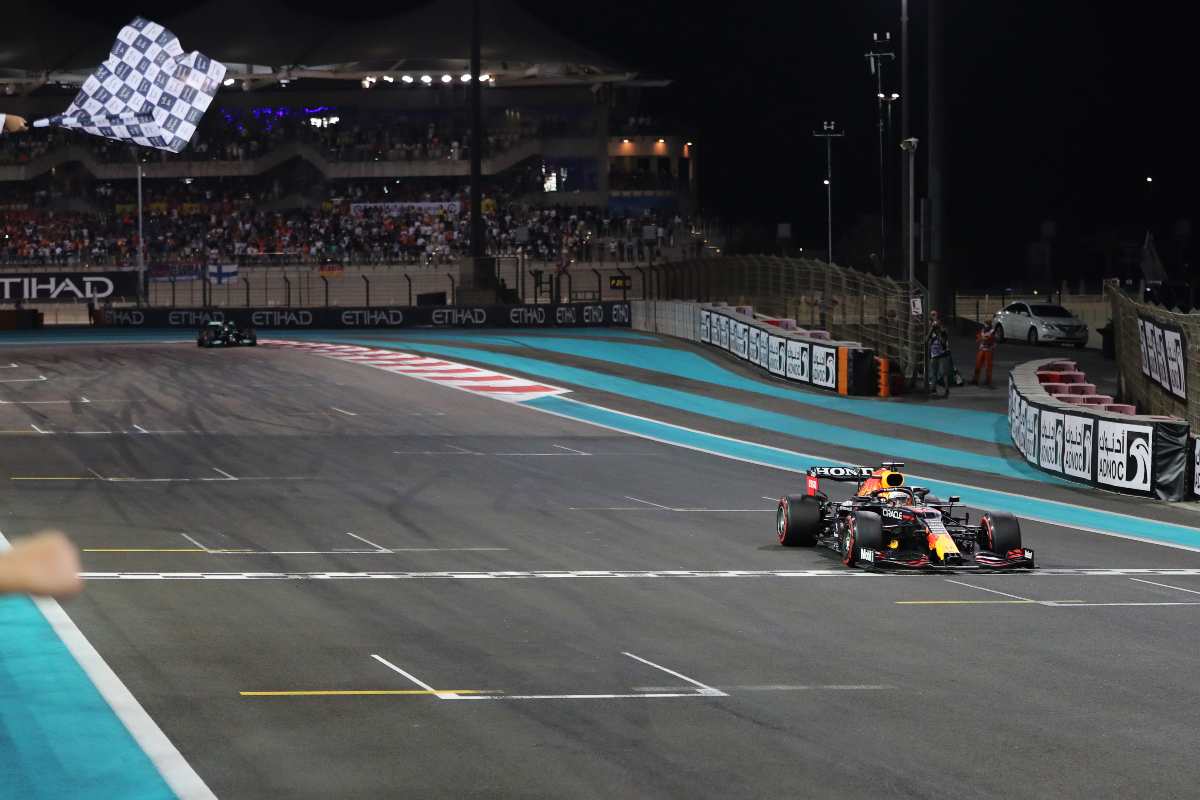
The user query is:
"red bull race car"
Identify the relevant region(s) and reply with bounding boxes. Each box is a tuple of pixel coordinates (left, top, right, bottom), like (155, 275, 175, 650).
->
(776, 463, 1035, 570)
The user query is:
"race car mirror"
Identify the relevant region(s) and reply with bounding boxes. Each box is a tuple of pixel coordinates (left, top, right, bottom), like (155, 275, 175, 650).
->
(948, 496, 961, 503)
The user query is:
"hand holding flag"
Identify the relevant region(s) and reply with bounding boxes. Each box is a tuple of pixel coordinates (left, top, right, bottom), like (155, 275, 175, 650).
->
(32, 17, 225, 153)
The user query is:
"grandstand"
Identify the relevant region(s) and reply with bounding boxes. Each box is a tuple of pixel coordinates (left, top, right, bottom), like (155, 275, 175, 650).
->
(1, 0, 697, 314)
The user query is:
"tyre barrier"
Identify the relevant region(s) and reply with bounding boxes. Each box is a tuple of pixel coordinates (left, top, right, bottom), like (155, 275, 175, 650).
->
(1009, 358, 1193, 501)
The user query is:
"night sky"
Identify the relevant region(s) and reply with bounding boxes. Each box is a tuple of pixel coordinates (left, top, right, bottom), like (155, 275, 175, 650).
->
(28, 1, 1200, 287)
(526, 0, 1196, 287)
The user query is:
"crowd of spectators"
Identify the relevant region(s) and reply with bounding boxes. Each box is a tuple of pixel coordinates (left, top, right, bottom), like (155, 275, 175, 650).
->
(0, 178, 694, 268)
(0, 106, 594, 167)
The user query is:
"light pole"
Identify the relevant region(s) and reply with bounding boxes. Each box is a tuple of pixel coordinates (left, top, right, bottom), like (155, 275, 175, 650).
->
(866, 33, 895, 269)
(132, 149, 145, 304)
(812, 121, 843, 264)
(900, 137, 919, 286)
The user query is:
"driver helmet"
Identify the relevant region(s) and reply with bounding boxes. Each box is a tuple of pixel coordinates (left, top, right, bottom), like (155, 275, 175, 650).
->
(881, 489, 911, 505)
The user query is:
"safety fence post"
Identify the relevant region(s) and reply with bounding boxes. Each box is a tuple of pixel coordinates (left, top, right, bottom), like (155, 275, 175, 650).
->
(362, 274, 371, 308)
(283, 276, 291, 307)
(243, 277, 250, 307)
(321, 275, 329, 307)
(404, 273, 412, 307)
(447, 273, 456, 305)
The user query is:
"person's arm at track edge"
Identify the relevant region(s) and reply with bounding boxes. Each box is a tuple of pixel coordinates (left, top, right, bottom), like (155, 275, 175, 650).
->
(0, 531, 83, 598)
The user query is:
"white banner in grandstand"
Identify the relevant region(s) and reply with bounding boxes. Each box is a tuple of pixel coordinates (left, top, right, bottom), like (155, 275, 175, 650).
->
(699, 309, 711, 343)
(1096, 419, 1154, 492)
(1138, 315, 1188, 401)
(349, 201, 461, 215)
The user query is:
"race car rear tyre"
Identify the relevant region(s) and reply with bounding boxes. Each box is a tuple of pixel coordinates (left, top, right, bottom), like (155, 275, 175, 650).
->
(248, 331, 257, 346)
(981, 511, 1021, 554)
(842, 511, 884, 567)
(777, 495, 819, 547)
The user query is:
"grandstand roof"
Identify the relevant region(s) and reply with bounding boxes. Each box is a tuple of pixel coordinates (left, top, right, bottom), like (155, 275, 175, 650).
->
(1, 0, 649, 91)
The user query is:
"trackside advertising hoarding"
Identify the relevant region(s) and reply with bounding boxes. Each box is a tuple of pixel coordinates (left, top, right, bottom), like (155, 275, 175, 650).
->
(1137, 314, 1188, 402)
(700, 307, 841, 393)
(101, 301, 632, 330)
(1009, 375, 1190, 501)
(0, 271, 140, 302)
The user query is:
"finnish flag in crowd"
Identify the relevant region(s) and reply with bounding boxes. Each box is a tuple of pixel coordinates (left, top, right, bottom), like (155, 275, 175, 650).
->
(32, 17, 225, 153)
(207, 264, 238, 285)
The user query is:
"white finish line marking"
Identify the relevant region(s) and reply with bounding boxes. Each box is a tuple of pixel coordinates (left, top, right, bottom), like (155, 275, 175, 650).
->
(634, 684, 891, 692)
(73, 568, 1200, 581)
(0, 529, 215, 799)
(172, 530, 504, 556)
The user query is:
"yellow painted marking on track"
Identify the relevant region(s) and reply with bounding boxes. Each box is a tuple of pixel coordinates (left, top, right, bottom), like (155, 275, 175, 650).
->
(239, 689, 496, 697)
(896, 599, 1082, 605)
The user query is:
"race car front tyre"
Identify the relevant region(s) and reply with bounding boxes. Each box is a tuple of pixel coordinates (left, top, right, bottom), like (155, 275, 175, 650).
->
(777, 495, 820, 547)
(981, 511, 1021, 554)
(843, 511, 884, 566)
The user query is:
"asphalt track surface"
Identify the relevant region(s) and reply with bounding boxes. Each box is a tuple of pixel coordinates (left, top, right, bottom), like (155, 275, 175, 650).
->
(3, 333, 1200, 799)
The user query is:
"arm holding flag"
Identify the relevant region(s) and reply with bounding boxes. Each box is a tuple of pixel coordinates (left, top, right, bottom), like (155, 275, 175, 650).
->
(2, 114, 30, 133)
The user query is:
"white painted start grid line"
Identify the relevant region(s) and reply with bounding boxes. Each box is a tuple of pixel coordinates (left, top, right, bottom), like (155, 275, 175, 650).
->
(74, 568, 1200, 581)
(0, 529, 216, 799)
(264, 339, 569, 403)
(372, 654, 460, 699)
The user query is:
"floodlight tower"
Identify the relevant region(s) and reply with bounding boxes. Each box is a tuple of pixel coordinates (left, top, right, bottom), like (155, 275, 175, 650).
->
(866, 32, 895, 269)
(812, 121, 844, 264)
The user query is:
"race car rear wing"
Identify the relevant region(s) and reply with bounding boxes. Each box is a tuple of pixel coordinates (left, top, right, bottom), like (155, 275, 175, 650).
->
(804, 465, 874, 496)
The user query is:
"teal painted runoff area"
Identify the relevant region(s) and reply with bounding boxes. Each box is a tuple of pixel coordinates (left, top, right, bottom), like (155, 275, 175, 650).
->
(327, 337, 1049, 483)
(0, 596, 174, 799)
(528, 395, 1200, 549)
(397, 332, 1010, 445)
(9, 327, 1008, 445)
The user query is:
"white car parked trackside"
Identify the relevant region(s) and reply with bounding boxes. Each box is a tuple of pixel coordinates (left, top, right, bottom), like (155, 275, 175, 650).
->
(992, 302, 1088, 348)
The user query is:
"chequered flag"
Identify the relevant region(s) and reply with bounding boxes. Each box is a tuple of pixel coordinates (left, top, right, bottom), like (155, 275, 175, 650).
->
(32, 17, 226, 153)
